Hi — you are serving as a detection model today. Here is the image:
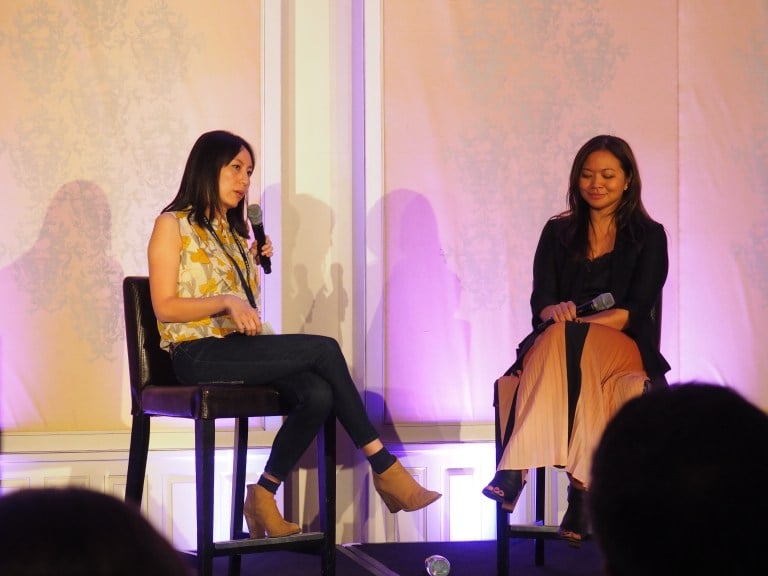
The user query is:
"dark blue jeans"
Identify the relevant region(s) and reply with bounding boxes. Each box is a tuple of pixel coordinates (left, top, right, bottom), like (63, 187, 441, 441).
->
(171, 333, 379, 481)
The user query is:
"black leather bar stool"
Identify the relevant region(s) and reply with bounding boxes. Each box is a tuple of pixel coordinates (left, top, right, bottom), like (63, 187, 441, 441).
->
(122, 276, 336, 576)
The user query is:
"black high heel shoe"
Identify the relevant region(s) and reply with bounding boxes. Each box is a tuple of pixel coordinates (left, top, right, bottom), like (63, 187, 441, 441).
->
(558, 485, 589, 547)
(482, 470, 526, 512)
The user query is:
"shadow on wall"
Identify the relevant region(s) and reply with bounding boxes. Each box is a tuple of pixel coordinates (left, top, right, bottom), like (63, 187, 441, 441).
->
(278, 190, 353, 533)
(0, 180, 125, 432)
(367, 188, 471, 425)
(281, 193, 348, 345)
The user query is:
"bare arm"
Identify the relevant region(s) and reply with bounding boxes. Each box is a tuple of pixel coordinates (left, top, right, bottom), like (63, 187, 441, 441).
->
(147, 213, 257, 329)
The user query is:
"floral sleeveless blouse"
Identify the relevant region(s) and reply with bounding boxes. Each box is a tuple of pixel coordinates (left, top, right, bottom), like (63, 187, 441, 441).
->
(158, 210, 260, 351)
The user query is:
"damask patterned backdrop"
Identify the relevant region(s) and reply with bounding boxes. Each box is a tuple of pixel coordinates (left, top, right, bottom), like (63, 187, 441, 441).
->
(380, 0, 678, 423)
(378, 0, 767, 422)
(1, 0, 766, 440)
(0, 0, 261, 432)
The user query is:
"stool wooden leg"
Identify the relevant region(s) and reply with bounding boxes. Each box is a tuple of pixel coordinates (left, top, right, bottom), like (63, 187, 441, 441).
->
(496, 503, 509, 576)
(125, 414, 150, 505)
(230, 417, 248, 539)
(534, 467, 546, 566)
(196, 419, 216, 576)
(318, 414, 337, 576)
(125, 414, 150, 506)
(227, 417, 249, 576)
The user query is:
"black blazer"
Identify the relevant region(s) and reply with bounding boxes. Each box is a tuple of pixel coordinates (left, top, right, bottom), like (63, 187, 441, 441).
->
(530, 217, 670, 377)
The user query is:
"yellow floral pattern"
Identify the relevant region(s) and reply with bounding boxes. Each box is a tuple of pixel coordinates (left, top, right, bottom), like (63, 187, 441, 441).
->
(158, 210, 260, 351)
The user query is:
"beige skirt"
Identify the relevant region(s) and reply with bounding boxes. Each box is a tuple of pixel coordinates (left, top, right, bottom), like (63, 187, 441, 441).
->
(496, 321, 647, 487)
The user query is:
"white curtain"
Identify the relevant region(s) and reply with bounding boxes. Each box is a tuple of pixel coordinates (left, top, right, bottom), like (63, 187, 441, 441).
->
(2, 0, 766, 437)
(380, 0, 768, 424)
(0, 0, 262, 431)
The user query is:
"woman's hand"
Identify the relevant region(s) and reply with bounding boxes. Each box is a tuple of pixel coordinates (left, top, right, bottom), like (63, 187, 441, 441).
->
(540, 301, 578, 324)
(249, 234, 274, 264)
(539, 301, 630, 331)
(225, 295, 263, 335)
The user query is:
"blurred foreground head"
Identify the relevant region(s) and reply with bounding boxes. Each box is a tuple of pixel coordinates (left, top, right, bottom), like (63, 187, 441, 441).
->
(0, 487, 191, 576)
(590, 383, 768, 576)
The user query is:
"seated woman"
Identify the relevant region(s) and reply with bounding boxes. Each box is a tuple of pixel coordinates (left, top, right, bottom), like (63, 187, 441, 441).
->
(148, 130, 440, 538)
(481, 134, 669, 546)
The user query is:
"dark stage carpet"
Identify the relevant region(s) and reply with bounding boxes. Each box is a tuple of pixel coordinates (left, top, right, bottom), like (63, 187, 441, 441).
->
(190, 538, 605, 575)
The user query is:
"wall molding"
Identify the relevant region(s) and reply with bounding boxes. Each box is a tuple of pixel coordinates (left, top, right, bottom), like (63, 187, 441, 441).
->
(0, 422, 282, 455)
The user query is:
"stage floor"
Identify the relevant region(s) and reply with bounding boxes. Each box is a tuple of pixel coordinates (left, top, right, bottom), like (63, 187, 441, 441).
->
(188, 538, 605, 575)
(340, 539, 604, 576)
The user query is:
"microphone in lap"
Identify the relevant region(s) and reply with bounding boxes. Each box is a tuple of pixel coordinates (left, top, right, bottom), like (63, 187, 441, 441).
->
(247, 204, 272, 274)
(536, 292, 615, 332)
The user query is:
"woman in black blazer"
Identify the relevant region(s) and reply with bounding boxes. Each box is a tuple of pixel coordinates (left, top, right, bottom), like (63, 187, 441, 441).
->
(482, 135, 670, 546)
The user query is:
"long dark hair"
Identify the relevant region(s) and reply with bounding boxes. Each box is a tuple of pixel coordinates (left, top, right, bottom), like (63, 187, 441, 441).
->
(558, 134, 651, 258)
(163, 130, 254, 237)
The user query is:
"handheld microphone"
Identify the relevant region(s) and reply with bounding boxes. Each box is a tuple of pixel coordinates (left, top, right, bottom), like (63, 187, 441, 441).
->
(535, 292, 615, 332)
(246, 204, 272, 274)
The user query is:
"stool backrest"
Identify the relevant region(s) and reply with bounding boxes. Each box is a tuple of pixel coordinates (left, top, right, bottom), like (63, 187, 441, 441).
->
(123, 276, 182, 414)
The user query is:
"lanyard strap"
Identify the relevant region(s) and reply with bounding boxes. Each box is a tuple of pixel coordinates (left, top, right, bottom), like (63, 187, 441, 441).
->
(205, 219, 257, 309)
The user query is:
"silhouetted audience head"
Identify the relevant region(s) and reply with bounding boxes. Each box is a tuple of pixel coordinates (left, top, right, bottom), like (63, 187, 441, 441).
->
(0, 487, 191, 575)
(590, 383, 768, 576)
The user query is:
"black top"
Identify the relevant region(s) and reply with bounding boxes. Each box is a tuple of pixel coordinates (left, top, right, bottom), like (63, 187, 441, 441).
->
(530, 217, 670, 377)
(578, 251, 614, 303)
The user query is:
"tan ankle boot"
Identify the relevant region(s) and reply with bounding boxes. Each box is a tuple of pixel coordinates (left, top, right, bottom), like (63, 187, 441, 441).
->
(243, 484, 301, 538)
(372, 460, 442, 513)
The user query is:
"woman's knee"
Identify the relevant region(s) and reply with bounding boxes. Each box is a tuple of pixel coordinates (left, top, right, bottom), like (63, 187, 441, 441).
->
(524, 322, 566, 363)
(541, 321, 567, 341)
(294, 375, 334, 416)
(316, 334, 343, 357)
(309, 380, 334, 410)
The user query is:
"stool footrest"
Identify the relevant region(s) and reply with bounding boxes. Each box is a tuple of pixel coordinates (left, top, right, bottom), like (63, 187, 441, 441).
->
(506, 523, 560, 539)
(185, 532, 328, 558)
